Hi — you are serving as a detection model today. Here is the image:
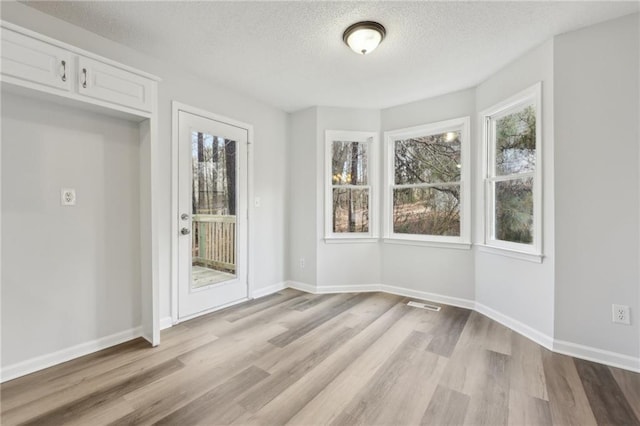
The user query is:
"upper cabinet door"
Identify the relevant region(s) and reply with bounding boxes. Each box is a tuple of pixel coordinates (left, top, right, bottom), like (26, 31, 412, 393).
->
(77, 56, 152, 113)
(1, 27, 72, 92)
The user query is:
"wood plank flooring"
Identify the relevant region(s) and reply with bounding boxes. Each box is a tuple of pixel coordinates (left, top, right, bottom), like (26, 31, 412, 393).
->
(1, 290, 638, 425)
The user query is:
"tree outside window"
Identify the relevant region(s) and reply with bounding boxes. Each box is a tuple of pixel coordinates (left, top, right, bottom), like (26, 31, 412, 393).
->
(384, 117, 470, 246)
(482, 82, 542, 256)
(325, 131, 378, 240)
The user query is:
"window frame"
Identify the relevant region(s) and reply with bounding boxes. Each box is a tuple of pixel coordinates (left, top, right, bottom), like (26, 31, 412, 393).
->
(324, 130, 379, 241)
(383, 117, 471, 248)
(480, 82, 542, 260)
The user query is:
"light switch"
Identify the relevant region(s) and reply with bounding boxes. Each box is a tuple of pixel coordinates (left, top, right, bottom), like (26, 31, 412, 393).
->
(254, 197, 261, 208)
(61, 188, 76, 206)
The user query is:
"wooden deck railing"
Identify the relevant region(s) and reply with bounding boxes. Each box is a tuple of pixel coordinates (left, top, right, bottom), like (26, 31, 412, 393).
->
(192, 214, 236, 273)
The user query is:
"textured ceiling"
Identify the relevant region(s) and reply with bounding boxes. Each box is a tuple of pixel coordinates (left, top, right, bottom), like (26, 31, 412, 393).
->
(22, 1, 639, 112)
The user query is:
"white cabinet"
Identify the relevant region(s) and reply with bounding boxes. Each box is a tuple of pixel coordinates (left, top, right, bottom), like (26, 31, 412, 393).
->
(1, 23, 156, 115)
(78, 56, 153, 112)
(1, 27, 72, 92)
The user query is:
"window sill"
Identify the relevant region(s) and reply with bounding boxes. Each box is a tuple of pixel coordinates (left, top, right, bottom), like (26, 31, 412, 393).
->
(476, 244, 544, 263)
(383, 238, 472, 250)
(324, 237, 379, 244)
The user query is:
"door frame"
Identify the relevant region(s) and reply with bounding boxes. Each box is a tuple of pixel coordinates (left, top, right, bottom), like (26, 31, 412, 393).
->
(170, 101, 254, 325)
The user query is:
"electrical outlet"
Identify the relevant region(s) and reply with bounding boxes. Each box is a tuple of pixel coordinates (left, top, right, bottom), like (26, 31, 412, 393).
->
(612, 304, 630, 325)
(61, 188, 76, 206)
(299, 257, 305, 269)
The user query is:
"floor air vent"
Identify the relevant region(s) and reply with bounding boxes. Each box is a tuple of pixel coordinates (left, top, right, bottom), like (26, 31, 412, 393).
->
(407, 301, 441, 312)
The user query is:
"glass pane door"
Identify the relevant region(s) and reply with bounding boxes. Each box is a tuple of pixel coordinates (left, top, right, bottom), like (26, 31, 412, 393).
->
(191, 131, 237, 289)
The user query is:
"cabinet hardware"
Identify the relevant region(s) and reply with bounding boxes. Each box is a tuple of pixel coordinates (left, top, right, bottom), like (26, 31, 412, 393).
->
(61, 60, 66, 82)
(82, 68, 87, 88)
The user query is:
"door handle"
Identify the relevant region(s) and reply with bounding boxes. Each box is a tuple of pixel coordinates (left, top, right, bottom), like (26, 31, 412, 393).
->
(181, 227, 191, 235)
(181, 213, 189, 221)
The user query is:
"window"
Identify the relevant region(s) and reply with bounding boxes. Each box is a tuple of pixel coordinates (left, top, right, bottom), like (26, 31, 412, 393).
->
(482, 82, 542, 258)
(383, 117, 470, 247)
(325, 130, 378, 240)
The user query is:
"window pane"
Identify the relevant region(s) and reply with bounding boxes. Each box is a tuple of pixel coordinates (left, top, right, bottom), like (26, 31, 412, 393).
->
(191, 132, 237, 288)
(393, 186, 460, 236)
(495, 177, 533, 244)
(332, 188, 369, 233)
(332, 141, 368, 185)
(495, 105, 536, 175)
(394, 132, 461, 185)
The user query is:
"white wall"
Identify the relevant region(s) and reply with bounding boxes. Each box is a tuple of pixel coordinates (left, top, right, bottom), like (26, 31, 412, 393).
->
(381, 89, 476, 300)
(474, 40, 556, 339)
(1, 2, 289, 324)
(288, 106, 382, 287)
(554, 14, 639, 357)
(315, 107, 382, 287)
(288, 108, 318, 285)
(1, 93, 141, 366)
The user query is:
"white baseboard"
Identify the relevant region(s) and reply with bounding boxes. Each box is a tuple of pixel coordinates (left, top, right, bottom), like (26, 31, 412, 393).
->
(285, 281, 639, 373)
(475, 302, 554, 350)
(317, 283, 382, 294)
(381, 284, 475, 310)
(0, 326, 142, 383)
(159, 316, 173, 330)
(287, 280, 318, 294)
(286, 281, 474, 309)
(252, 281, 287, 299)
(553, 339, 640, 373)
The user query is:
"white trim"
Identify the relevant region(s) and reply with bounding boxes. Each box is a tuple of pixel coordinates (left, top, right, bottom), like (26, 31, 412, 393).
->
(285, 281, 474, 309)
(383, 116, 471, 245)
(553, 339, 640, 373)
(475, 302, 554, 350)
(324, 238, 379, 244)
(383, 238, 472, 250)
(171, 104, 180, 325)
(0, 327, 142, 383)
(381, 284, 475, 310)
(480, 82, 543, 256)
(324, 130, 379, 240)
(159, 316, 174, 330)
(287, 280, 318, 294)
(175, 297, 249, 324)
(476, 244, 544, 263)
(317, 284, 382, 294)
(252, 281, 287, 299)
(170, 101, 254, 324)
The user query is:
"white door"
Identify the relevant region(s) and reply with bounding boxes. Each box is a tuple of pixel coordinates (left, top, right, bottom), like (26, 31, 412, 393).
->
(178, 111, 248, 320)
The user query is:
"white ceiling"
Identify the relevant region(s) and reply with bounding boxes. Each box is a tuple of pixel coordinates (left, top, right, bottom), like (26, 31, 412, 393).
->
(23, 1, 639, 112)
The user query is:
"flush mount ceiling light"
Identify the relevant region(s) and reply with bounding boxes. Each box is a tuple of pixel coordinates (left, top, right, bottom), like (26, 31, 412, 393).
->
(343, 21, 386, 55)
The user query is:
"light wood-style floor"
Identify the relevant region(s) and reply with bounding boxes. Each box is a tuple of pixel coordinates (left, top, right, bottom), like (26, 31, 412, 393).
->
(1, 290, 639, 425)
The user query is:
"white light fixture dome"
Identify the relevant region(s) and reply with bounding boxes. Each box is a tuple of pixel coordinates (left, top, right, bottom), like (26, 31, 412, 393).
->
(343, 21, 386, 55)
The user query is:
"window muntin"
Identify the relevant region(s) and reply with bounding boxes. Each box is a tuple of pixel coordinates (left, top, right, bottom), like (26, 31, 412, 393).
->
(483, 83, 542, 255)
(325, 131, 378, 240)
(384, 117, 470, 245)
